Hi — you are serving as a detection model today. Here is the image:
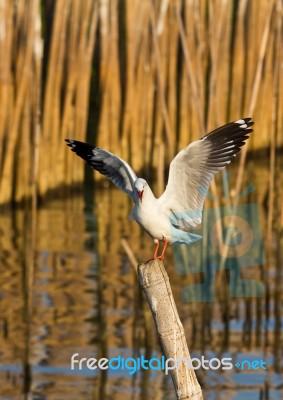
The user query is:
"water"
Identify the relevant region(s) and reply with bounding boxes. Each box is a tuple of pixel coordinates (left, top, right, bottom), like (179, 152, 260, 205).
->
(0, 160, 282, 399)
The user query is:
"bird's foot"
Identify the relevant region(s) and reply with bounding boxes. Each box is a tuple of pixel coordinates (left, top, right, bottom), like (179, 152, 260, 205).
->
(144, 255, 164, 263)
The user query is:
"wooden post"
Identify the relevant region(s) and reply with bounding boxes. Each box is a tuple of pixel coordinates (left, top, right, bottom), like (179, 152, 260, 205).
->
(138, 259, 203, 400)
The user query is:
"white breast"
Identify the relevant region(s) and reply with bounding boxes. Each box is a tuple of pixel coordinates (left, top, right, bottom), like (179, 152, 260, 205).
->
(132, 193, 171, 241)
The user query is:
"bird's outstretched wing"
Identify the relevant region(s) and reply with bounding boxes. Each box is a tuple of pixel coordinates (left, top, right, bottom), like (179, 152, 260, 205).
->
(66, 139, 137, 199)
(157, 118, 254, 228)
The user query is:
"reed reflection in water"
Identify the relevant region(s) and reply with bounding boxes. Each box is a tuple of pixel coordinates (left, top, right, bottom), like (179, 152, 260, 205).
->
(0, 155, 282, 399)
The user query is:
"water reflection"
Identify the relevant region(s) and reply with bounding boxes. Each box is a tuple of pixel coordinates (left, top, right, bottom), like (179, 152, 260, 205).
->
(0, 158, 282, 399)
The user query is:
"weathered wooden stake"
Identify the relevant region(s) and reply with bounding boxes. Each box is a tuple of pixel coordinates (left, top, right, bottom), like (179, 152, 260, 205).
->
(138, 259, 203, 400)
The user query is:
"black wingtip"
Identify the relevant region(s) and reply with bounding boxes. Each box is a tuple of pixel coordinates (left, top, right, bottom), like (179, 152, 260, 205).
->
(65, 139, 78, 151)
(234, 117, 254, 128)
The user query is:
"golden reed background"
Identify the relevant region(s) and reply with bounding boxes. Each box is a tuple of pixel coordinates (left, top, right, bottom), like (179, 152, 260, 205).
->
(0, 0, 282, 205)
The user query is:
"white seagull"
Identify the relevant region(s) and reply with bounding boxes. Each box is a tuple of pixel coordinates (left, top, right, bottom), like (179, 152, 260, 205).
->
(66, 118, 253, 260)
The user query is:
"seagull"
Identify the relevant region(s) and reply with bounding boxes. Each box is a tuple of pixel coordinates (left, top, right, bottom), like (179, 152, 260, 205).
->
(66, 118, 253, 260)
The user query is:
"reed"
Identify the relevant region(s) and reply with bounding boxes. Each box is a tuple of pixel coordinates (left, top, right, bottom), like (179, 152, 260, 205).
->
(0, 0, 282, 205)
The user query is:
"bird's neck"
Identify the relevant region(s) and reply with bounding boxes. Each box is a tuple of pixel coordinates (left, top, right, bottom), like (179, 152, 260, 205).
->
(139, 187, 156, 206)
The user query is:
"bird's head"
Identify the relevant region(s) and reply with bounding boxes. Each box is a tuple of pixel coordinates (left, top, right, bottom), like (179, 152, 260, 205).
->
(134, 178, 147, 202)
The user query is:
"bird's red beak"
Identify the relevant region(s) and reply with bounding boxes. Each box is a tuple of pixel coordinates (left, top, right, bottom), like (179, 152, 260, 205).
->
(137, 190, 144, 202)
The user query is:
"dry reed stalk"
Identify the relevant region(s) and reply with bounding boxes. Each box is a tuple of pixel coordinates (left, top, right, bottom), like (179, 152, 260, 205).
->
(120, 0, 138, 162)
(228, 0, 247, 120)
(108, 0, 121, 154)
(30, 0, 43, 279)
(52, 1, 70, 188)
(167, 4, 178, 151)
(40, 0, 67, 195)
(233, 0, 274, 198)
(96, 0, 111, 151)
(60, 0, 81, 187)
(17, 94, 30, 202)
(130, 3, 150, 173)
(158, 1, 174, 161)
(267, 20, 280, 250)
(152, 90, 163, 175)
(193, 1, 207, 128)
(149, 0, 173, 161)
(132, 16, 151, 171)
(0, 1, 35, 203)
(64, 1, 98, 187)
(75, 0, 98, 137)
(121, 238, 138, 273)
(183, 2, 203, 139)
(98, 0, 110, 92)
(206, 0, 224, 127)
(0, 2, 11, 167)
(143, 33, 156, 170)
(178, 62, 190, 151)
(175, 2, 205, 136)
(157, 141, 165, 196)
(176, 2, 190, 150)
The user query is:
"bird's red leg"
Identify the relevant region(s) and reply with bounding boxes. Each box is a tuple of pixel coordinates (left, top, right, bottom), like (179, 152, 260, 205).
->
(154, 238, 168, 260)
(160, 239, 168, 259)
(155, 239, 168, 260)
(153, 240, 160, 259)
